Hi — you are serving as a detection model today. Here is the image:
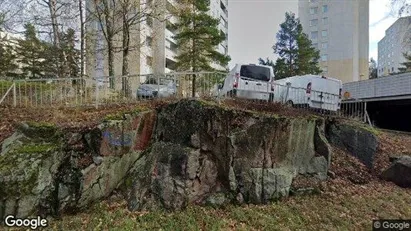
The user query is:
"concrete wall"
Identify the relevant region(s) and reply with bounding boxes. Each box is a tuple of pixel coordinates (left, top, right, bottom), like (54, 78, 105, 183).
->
(342, 72, 411, 99)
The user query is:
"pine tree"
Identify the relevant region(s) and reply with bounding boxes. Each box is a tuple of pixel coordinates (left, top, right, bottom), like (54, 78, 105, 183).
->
(61, 28, 80, 78)
(295, 32, 321, 75)
(16, 24, 47, 79)
(173, 0, 231, 97)
(369, 58, 378, 79)
(258, 57, 275, 68)
(398, 52, 411, 73)
(273, 58, 288, 80)
(269, 12, 321, 79)
(0, 34, 18, 78)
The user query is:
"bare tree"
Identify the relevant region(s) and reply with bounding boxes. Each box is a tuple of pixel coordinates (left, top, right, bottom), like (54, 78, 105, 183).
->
(118, 0, 164, 94)
(79, 0, 85, 77)
(0, 0, 31, 32)
(87, 0, 123, 88)
(87, 0, 165, 89)
(391, 0, 411, 17)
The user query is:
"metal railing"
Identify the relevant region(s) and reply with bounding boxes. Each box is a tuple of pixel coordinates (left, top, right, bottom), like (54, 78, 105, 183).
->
(0, 73, 372, 124)
(0, 72, 227, 108)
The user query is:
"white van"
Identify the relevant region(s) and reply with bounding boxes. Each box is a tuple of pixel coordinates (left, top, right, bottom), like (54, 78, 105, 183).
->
(273, 75, 342, 111)
(217, 63, 275, 101)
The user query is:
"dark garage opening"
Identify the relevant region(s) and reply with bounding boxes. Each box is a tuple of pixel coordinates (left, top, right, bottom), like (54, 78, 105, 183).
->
(367, 99, 411, 132)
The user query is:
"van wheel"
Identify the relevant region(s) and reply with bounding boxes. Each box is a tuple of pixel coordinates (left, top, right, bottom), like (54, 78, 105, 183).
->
(285, 100, 293, 107)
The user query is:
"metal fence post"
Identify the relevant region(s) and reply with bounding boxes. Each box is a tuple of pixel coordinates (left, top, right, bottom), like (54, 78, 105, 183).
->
(95, 79, 99, 109)
(284, 82, 291, 104)
(13, 82, 16, 107)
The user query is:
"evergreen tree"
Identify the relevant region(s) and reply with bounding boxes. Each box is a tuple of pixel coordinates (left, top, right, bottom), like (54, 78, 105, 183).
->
(0, 34, 18, 78)
(369, 58, 378, 79)
(273, 58, 288, 80)
(398, 52, 411, 73)
(16, 24, 46, 79)
(43, 42, 62, 78)
(173, 0, 231, 97)
(61, 28, 80, 78)
(268, 12, 321, 79)
(258, 57, 275, 68)
(295, 32, 321, 75)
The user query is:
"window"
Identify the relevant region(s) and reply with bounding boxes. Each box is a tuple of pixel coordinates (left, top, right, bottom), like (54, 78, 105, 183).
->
(240, 65, 271, 81)
(312, 43, 318, 47)
(322, 30, 328, 38)
(392, 67, 394, 72)
(309, 0, 318, 2)
(146, 56, 153, 66)
(310, 7, 318, 15)
(146, 36, 153, 47)
(323, 66, 328, 73)
(321, 42, 328, 49)
(322, 5, 328, 13)
(322, 17, 328, 25)
(321, 54, 328, 61)
(146, 17, 153, 27)
(310, 19, 318, 26)
(311, 31, 318, 40)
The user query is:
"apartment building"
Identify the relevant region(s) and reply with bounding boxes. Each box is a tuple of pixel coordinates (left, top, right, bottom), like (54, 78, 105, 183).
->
(86, 0, 229, 79)
(298, 0, 369, 83)
(377, 16, 411, 77)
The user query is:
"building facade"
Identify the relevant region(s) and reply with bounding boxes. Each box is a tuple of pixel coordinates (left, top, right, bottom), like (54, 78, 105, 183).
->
(86, 0, 229, 79)
(377, 16, 411, 77)
(298, 0, 369, 83)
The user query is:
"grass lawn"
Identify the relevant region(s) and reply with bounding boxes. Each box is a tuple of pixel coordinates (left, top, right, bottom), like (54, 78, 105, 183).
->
(35, 180, 411, 231)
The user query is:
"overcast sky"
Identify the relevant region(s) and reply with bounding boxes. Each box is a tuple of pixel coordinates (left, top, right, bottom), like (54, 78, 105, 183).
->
(227, 0, 398, 68)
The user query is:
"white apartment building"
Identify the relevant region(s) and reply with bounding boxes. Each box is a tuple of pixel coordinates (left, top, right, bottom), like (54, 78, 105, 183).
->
(377, 16, 411, 77)
(86, 0, 229, 79)
(298, 0, 369, 83)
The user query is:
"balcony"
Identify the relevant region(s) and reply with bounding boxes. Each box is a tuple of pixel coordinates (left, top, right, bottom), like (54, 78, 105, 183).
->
(220, 0, 228, 18)
(166, 14, 178, 27)
(165, 48, 177, 62)
(167, 0, 178, 7)
(165, 28, 176, 43)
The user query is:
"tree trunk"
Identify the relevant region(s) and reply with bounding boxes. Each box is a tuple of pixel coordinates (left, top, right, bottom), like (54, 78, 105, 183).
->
(48, 0, 67, 78)
(191, 2, 196, 98)
(79, 0, 85, 78)
(108, 38, 115, 89)
(122, 12, 130, 97)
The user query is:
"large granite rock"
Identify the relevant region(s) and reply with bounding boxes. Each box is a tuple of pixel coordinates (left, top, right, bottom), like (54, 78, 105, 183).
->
(381, 155, 411, 187)
(0, 99, 336, 218)
(325, 119, 378, 169)
(125, 100, 332, 211)
(0, 110, 157, 220)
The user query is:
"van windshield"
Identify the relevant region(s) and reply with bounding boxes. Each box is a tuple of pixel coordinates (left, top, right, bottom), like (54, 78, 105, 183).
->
(240, 65, 271, 81)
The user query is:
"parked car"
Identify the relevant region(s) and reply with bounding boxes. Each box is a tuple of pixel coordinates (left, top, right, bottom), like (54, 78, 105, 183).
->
(273, 74, 342, 111)
(137, 77, 177, 98)
(217, 63, 275, 101)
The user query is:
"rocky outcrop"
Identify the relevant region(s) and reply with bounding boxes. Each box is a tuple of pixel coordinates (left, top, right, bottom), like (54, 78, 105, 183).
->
(0, 99, 337, 218)
(0, 111, 157, 220)
(325, 119, 378, 169)
(125, 100, 332, 211)
(381, 155, 411, 187)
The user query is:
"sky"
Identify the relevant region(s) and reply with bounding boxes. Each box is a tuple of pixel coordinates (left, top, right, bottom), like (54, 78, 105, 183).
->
(228, 0, 398, 68)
